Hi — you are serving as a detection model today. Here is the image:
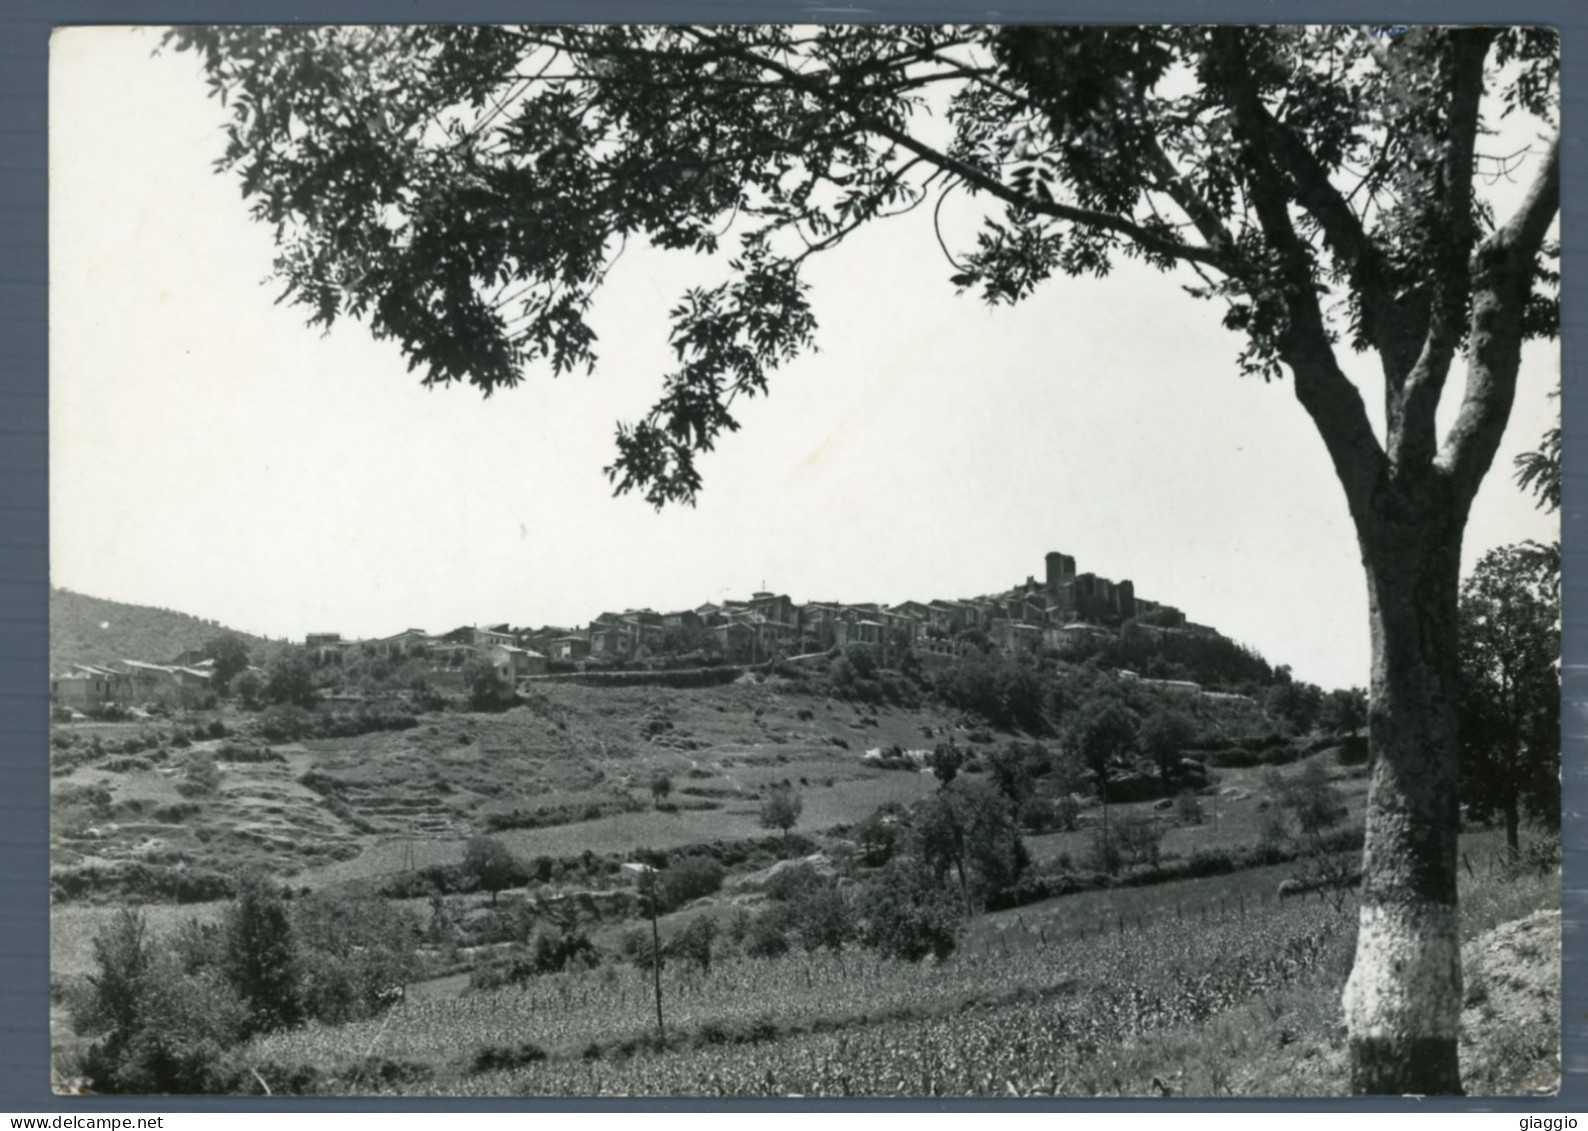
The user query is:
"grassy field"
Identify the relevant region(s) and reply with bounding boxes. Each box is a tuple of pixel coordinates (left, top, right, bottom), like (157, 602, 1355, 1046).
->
(52, 679, 954, 893)
(220, 827, 1556, 1098)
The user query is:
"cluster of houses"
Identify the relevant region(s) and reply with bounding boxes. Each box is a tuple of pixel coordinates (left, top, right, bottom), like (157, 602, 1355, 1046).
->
(50, 650, 226, 713)
(305, 549, 1221, 674)
(51, 551, 1227, 712)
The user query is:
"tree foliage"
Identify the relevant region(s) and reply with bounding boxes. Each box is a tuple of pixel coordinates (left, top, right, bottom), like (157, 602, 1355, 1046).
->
(1458, 541, 1560, 851)
(915, 778, 1029, 908)
(759, 783, 803, 838)
(463, 835, 524, 905)
(1138, 708, 1195, 787)
(1067, 697, 1138, 799)
(264, 647, 316, 708)
(203, 633, 251, 693)
(167, 24, 1557, 508)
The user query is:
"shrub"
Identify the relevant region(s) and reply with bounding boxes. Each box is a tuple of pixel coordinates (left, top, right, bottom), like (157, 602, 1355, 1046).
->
(1112, 811, 1167, 870)
(742, 910, 791, 959)
(1175, 791, 1206, 826)
(1017, 795, 1054, 833)
(855, 804, 905, 866)
(858, 860, 963, 962)
(793, 886, 855, 953)
(659, 855, 725, 911)
(670, 916, 718, 973)
(176, 753, 221, 798)
(1052, 794, 1083, 832)
(763, 861, 825, 903)
(52, 862, 237, 904)
(83, 963, 247, 1095)
(76, 909, 249, 1095)
(531, 928, 597, 976)
(470, 1042, 548, 1074)
(258, 705, 316, 742)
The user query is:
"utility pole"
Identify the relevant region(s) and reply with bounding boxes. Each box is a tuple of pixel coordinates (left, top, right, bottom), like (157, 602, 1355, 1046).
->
(644, 867, 665, 1042)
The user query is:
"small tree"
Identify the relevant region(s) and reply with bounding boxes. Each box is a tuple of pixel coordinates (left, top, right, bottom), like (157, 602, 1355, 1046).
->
(984, 743, 1036, 805)
(264, 648, 316, 708)
(463, 657, 511, 711)
(759, 784, 803, 840)
(670, 916, 718, 973)
(858, 859, 964, 962)
(794, 885, 856, 953)
(649, 772, 673, 807)
(1320, 687, 1369, 738)
(1112, 810, 1168, 871)
(1068, 698, 1138, 871)
(203, 633, 250, 694)
(223, 872, 301, 1033)
(1269, 761, 1349, 838)
(1138, 709, 1196, 791)
(1458, 541, 1560, 855)
(463, 836, 524, 906)
(231, 668, 263, 710)
(176, 751, 221, 798)
(1174, 791, 1206, 827)
(929, 742, 962, 789)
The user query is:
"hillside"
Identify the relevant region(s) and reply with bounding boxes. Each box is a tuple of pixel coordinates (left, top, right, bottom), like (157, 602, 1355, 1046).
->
(50, 588, 279, 671)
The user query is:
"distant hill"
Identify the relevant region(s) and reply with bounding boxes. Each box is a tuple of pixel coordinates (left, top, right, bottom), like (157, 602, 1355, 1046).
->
(50, 588, 281, 672)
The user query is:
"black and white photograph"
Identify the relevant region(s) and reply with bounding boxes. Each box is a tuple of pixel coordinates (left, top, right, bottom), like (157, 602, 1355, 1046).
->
(47, 23, 1562, 1098)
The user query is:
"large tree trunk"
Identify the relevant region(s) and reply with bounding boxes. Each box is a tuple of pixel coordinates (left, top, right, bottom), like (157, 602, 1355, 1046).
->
(1343, 514, 1465, 1094)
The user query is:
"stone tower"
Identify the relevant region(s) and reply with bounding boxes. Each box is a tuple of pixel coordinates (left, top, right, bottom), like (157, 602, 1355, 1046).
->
(1045, 551, 1076, 595)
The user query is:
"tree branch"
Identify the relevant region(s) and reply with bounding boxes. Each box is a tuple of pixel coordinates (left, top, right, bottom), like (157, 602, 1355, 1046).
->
(1442, 136, 1560, 505)
(1211, 29, 1388, 524)
(1391, 29, 1496, 473)
(687, 28, 1233, 271)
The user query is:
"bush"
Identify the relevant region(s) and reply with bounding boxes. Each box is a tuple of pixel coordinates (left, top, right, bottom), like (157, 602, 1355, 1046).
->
(531, 928, 597, 976)
(858, 860, 963, 962)
(1175, 791, 1206, 826)
(82, 963, 247, 1095)
(76, 908, 249, 1095)
(258, 705, 317, 742)
(793, 885, 855, 953)
(176, 753, 221, 798)
(659, 855, 725, 911)
(214, 740, 283, 764)
(1017, 795, 1054, 833)
(51, 862, 236, 904)
(470, 1042, 548, 1074)
(670, 916, 718, 972)
(1051, 794, 1083, 831)
(1112, 811, 1167, 870)
(762, 861, 826, 903)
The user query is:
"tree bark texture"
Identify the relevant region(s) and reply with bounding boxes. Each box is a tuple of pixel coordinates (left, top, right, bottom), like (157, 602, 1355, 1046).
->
(1343, 511, 1465, 1095)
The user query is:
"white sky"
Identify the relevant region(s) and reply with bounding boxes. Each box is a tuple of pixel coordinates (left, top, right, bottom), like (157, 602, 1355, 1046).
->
(48, 27, 1560, 690)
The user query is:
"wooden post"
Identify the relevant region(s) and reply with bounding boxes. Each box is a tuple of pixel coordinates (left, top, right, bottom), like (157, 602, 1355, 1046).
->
(644, 869, 665, 1042)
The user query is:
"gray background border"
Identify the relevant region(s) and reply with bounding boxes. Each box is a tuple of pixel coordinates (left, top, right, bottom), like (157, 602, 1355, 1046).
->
(1, 0, 1581, 1112)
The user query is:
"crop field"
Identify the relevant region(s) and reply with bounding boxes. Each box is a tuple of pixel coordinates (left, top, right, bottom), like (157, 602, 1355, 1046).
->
(220, 829, 1558, 1098)
(242, 893, 1349, 1090)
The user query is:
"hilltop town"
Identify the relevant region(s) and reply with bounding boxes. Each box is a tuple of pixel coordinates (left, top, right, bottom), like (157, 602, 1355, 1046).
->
(50, 551, 1226, 712)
